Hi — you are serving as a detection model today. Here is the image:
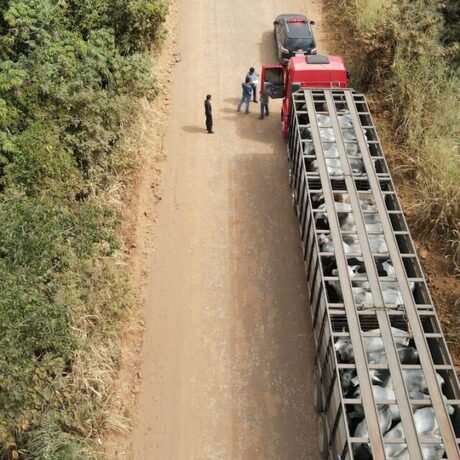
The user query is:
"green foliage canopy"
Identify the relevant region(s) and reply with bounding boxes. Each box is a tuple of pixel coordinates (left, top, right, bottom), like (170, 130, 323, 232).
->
(0, 0, 167, 457)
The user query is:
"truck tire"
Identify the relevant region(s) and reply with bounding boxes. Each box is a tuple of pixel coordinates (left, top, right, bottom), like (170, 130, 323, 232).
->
(313, 373, 325, 413)
(317, 413, 329, 459)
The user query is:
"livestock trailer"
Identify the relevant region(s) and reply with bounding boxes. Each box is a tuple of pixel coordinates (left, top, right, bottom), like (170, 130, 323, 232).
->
(286, 87, 460, 459)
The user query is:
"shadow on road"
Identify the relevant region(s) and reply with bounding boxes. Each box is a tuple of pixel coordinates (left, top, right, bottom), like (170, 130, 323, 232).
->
(181, 125, 208, 134)
(228, 150, 319, 458)
(224, 97, 240, 105)
(219, 96, 282, 145)
(223, 30, 320, 457)
(220, 107, 238, 114)
(258, 30, 277, 64)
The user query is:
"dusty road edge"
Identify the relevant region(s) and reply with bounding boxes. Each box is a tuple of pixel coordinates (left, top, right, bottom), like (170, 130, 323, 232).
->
(102, 3, 179, 458)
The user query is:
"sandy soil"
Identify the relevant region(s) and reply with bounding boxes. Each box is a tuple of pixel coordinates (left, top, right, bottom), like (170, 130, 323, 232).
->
(108, 0, 333, 459)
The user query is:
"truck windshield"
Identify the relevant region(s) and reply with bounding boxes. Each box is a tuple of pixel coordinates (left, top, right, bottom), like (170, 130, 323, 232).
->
(286, 38, 313, 50)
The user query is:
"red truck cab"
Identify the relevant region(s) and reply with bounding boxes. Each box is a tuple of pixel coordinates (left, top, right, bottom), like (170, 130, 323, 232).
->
(261, 54, 349, 137)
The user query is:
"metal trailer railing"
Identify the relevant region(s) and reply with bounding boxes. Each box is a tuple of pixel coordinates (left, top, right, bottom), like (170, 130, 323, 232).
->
(286, 88, 460, 459)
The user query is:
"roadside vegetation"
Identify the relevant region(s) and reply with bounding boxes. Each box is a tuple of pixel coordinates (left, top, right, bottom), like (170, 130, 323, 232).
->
(0, 1, 167, 458)
(328, 0, 459, 265)
(326, 0, 460, 367)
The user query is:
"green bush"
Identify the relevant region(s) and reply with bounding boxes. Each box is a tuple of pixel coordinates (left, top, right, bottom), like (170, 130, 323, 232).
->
(67, 0, 168, 53)
(0, 0, 167, 458)
(440, 0, 460, 68)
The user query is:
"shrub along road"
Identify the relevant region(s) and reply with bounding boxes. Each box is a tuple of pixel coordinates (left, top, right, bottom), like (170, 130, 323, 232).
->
(128, 0, 330, 458)
(0, 1, 167, 457)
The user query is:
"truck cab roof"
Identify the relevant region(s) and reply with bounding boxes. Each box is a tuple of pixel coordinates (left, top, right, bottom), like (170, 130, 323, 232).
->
(288, 54, 346, 72)
(286, 54, 348, 89)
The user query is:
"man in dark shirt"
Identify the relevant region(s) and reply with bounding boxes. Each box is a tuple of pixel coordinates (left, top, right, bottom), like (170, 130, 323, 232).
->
(259, 91, 269, 119)
(204, 94, 214, 134)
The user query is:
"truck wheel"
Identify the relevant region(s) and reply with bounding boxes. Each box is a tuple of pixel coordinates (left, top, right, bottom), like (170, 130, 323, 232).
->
(317, 413, 329, 459)
(313, 373, 324, 413)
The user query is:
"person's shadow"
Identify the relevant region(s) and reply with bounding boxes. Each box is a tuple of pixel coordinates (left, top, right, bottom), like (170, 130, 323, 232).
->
(181, 125, 207, 133)
(221, 97, 240, 113)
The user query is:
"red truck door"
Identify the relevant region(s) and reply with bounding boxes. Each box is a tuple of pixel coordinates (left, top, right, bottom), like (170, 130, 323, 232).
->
(261, 65, 285, 98)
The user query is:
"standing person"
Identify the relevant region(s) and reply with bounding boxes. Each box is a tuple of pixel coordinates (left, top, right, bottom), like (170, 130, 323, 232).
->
(259, 91, 269, 119)
(204, 94, 214, 134)
(237, 77, 252, 114)
(246, 67, 259, 102)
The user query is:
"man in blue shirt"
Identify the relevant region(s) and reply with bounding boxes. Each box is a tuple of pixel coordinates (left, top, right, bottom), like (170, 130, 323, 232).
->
(237, 77, 252, 114)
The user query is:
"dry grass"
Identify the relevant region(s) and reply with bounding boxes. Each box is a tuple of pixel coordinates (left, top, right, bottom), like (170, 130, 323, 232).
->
(354, 0, 389, 28)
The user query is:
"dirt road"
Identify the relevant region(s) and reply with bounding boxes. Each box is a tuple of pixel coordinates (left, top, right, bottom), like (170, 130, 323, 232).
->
(130, 0, 331, 458)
